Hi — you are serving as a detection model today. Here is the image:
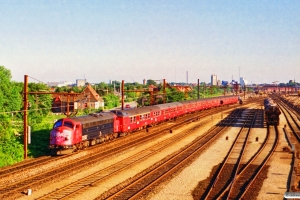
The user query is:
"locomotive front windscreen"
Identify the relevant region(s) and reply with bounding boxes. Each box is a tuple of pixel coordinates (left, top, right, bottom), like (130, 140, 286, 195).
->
(53, 120, 74, 129)
(53, 119, 63, 128)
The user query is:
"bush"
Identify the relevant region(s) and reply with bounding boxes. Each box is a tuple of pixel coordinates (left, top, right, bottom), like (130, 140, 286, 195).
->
(0, 114, 23, 167)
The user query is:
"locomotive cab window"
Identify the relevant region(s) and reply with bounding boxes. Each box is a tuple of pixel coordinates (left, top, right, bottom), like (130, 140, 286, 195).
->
(64, 121, 74, 129)
(53, 120, 63, 128)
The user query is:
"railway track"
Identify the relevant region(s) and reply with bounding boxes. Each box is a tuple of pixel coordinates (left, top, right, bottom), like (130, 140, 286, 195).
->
(0, 103, 240, 199)
(35, 108, 240, 199)
(0, 106, 222, 185)
(271, 94, 300, 192)
(0, 98, 262, 199)
(202, 109, 259, 199)
(274, 95, 300, 141)
(92, 109, 244, 199)
(238, 125, 279, 199)
(199, 108, 279, 200)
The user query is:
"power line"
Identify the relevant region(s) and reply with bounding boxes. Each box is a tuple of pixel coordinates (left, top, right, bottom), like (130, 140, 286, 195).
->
(28, 76, 48, 85)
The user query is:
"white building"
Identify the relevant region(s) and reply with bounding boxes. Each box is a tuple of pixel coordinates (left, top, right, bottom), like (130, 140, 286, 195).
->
(47, 81, 73, 87)
(76, 79, 86, 87)
(240, 77, 248, 86)
(211, 74, 218, 86)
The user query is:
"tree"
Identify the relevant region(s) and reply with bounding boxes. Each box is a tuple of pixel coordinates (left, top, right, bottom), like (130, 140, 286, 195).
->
(0, 66, 23, 113)
(103, 94, 120, 109)
(147, 79, 157, 86)
(27, 83, 53, 123)
(0, 66, 23, 167)
(0, 114, 23, 167)
(70, 86, 82, 93)
(166, 88, 185, 102)
(96, 82, 109, 96)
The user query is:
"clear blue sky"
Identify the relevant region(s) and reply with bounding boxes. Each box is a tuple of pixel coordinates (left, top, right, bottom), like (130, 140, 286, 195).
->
(1, 0, 299, 84)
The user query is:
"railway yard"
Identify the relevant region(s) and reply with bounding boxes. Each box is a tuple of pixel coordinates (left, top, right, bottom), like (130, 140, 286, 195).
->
(1, 94, 300, 200)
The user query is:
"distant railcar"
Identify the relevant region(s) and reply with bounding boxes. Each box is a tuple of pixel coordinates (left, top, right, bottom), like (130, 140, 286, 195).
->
(263, 98, 281, 126)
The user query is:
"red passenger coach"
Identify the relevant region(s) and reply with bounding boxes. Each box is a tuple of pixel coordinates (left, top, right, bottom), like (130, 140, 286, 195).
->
(180, 99, 202, 113)
(111, 106, 158, 134)
(154, 102, 183, 121)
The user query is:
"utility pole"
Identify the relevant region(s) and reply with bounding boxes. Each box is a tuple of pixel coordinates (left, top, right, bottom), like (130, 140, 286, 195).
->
(197, 79, 200, 99)
(23, 75, 79, 159)
(23, 75, 28, 159)
(163, 79, 166, 103)
(204, 83, 206, 98)
(122, 80, 124, 110)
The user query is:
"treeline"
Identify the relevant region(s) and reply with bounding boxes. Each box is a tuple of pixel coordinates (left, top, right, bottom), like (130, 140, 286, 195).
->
(0, 66, 24, 167)
(0, 66, 57, 167)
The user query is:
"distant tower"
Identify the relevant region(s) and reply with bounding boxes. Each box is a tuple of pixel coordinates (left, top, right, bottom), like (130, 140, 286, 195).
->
(211, 74, 217, 86)
(239, 67, 240, 82)
(143, 79, 146, 85)
(186, 71, 188, 84)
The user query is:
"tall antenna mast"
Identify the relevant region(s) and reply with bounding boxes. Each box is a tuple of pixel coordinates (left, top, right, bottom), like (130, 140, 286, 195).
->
(239, 67, 240, 82)
(186, 71, 188, 84)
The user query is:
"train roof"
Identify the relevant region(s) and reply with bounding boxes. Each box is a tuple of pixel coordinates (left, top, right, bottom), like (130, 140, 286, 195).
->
(179, 95, 238, 104)
(179, 99, 204, 105)
(69, 112, 115, 124)
(153, 102, 183, 110)
(111, 102, 183, 117)
(111, 105, 161, 117)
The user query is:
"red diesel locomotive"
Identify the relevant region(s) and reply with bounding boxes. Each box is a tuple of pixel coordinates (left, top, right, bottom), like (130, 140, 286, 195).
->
(49, 95, 240, 154)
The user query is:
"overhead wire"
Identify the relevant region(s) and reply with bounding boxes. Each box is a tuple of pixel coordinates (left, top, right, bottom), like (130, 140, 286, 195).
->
(1, 76, 211, 115)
